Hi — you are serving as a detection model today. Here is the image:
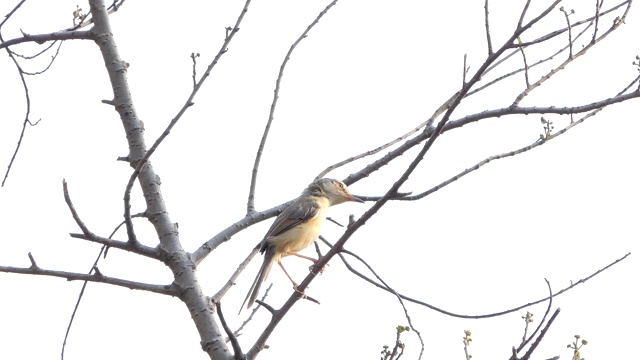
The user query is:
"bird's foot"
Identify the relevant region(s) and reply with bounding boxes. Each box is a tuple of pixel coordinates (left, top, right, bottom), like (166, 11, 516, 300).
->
(309, 263, 329, 275)
(293, 285, 307, 299)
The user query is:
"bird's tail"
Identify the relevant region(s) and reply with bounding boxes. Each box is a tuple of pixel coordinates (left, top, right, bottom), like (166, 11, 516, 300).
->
(239, 246, 275, 313)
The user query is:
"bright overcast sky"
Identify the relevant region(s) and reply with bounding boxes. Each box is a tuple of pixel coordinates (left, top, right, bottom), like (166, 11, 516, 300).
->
(1, 1, 639, 359)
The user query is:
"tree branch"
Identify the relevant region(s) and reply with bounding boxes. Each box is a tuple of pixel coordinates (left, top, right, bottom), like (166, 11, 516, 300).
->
(247, 0, 339, 214)
(0, 30, 93, 49)
(484, 0, 493, 55)
(87, 1, 234, 358)
(0, 255, 176, 296)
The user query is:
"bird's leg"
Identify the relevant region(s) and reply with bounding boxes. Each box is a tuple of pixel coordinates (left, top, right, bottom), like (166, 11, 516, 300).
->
(287, 252, 317, 263)
(277, 261, 307, 299)
(285, 251, 327, 275)
(278, 261, 300, 289)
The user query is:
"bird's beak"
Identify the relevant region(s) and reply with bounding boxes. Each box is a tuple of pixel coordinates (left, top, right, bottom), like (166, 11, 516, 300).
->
(346, 193, 364, 203)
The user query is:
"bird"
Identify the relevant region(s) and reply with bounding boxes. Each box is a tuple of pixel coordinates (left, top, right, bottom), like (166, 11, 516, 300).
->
(240, 178, 363, 311)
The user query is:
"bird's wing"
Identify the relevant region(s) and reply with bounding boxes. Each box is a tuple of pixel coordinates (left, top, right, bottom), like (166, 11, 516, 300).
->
(262, 197, 320, 242)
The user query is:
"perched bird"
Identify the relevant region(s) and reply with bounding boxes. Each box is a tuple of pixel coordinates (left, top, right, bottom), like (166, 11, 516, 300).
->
(241, 178, 363, 310)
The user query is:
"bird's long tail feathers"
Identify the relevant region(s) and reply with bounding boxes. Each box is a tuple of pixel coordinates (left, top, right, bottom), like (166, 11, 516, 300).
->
(239, 246, 275, 313)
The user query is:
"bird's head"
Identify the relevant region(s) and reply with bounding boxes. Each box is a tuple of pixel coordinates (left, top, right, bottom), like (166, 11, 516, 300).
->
(311, 178, 364, 206)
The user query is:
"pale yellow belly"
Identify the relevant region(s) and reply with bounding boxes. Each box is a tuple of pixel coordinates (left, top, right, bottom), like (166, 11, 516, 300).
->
(269, 201, 328, 260)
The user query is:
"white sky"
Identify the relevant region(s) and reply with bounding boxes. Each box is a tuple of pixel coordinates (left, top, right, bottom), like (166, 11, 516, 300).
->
(1, 1, 639, 360)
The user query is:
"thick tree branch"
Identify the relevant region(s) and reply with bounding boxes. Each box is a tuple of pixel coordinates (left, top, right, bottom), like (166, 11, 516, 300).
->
(88, 1, 235, 358)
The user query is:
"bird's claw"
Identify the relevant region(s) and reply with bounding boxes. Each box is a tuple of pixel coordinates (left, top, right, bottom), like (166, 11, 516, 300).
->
(309, 263, 328, 275)
(293, 285, 307, 299)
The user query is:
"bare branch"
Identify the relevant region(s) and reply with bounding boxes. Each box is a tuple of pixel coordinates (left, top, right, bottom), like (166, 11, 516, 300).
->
(559, 6, 574, 59)
(0, 260, 176, 296)
(61, 210, 146, 359)
(234, 284, 273, 337)
(484, 0, 493, 55)
(62, 179, 93, 236)
(0, 30, 93, 49)
(469, 17, 595, 97)
(344, 2, 562, 190)
(19, 41, 63, 75)
(516, 280, 554, 355)
(215, 302, 243, 360)
(516, 37, 530, 87)
(327, 233, 629, 319)
(453, 90, 640, 131)
(1, 30, 37, 187)
(212, 246, 260, 304)
(27, 252, 37, 268)
(516, 1, 628, 48)
(61, 245, 107, 360)
(316, 91, 458, 181)
(293, 247, 628, 359)
(517, 0, 532, 29)
(190, 52, 200, 88)
(521, 308, 562, 360)
(247, 0, 339, 213)
(592, 0, 604, 43)
(406, 76, 640, 202)
(0, 0, 27, 30)
(69, 233, 160, 259)
(334, 245, 425, 360)
(193, 202, 288, 265)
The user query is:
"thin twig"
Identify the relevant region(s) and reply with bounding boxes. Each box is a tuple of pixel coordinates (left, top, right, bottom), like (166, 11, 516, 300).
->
(61, 211, 145, 360)
(190, 52, 199, 88)
(0, 0, 27, 30)
(234, 284, 273, 337)
(592, 0, 603, 43)
(316, 91, 458, 180)
(213, 246, 260, 304)
(63, 180, 93, 236)
(462, 54, 469, 86)
(560, 7, 574, 59)
(215, 302, 243, 360)
(516, 37, 530, 87)
(336, 245, 425, 360)
(9, 38, 58, 59)
(61, 245, 106, 360)
(517, 279, 554, 353)
(517, 1, 627, 47)
(469, 18, 594, 97)
(247, 0, 338, 213)
(521, 308, 562, 360)
(517, 0, 532, 28)
(1, 30, 36, 187)
(331, 236, 629, 319)
(484, 0, 493, 55)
